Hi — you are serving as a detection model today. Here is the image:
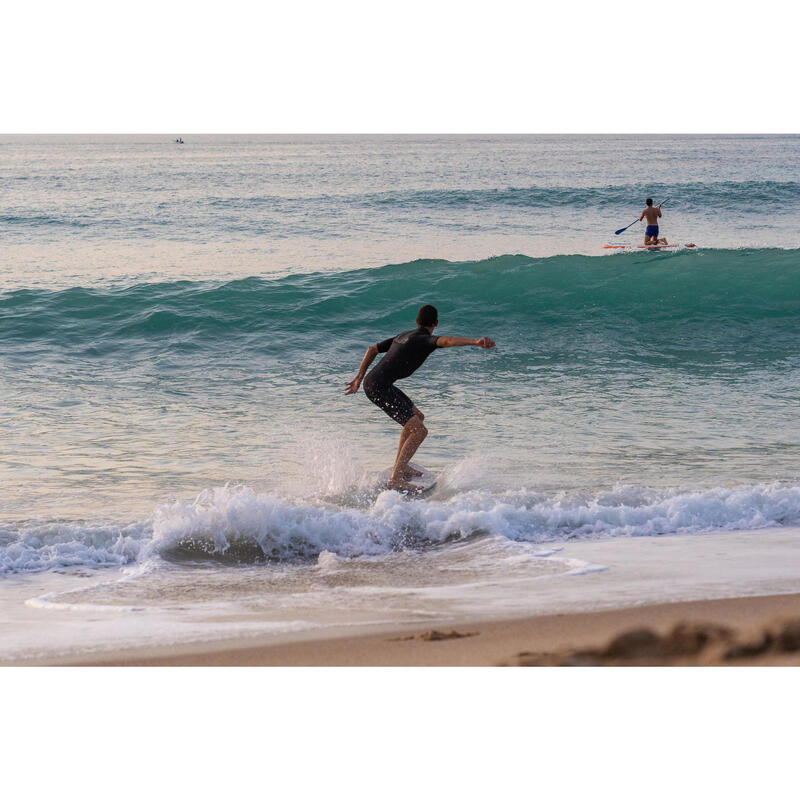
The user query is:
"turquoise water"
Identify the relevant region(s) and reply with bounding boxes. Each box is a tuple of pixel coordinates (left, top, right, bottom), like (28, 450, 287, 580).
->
(3, 246, 800, 524)
(2, 135, 800, 659)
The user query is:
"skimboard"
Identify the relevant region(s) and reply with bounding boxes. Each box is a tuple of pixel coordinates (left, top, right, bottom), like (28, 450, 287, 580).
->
(604, 243, 696, 251)
(377, 461, 437, 496)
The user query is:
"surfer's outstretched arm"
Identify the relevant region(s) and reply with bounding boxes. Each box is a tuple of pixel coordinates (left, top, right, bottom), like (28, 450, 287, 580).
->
(437, 336, 496, 349)
(345, 344, 379, 394)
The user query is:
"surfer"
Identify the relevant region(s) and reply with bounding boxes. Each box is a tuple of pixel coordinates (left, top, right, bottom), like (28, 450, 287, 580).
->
(345, 304, 495, 492)
(639, 198, 664, 245)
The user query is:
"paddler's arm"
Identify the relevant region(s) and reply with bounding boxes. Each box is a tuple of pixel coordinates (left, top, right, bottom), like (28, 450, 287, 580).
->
(437, 336, 496, 349)
(345, 344, 379, 394)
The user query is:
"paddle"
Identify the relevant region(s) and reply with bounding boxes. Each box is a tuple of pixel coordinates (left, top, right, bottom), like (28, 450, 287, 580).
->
(614, 198, 670, 235)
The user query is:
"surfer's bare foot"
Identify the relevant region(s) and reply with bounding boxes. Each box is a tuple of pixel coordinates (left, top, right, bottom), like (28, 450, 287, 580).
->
(403, 467, 424, 479)
(386, 479, 423, 493)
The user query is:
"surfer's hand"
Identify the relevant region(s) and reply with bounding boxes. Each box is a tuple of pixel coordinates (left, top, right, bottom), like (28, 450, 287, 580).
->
(345, 377, 361, 395)
(477, 337, 496, 349)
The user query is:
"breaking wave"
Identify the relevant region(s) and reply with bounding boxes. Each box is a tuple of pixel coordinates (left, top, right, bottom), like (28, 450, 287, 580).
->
(4, 480, 800, 574)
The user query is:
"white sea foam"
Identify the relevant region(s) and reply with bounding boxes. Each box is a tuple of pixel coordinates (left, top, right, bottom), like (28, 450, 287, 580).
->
(316, 550, 345, 571)
(4, 480, 800, 574)
(25, 593, 147, 613)
(149, 480, 800, 561)
(0, 520, 151, 575)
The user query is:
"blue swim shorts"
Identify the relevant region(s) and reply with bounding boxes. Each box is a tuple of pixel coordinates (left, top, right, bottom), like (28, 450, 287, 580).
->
(645, 225, 659, 237)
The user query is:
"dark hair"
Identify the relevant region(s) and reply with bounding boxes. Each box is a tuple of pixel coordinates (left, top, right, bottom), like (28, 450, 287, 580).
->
(416, 304, 438, 327)
(646, 198, 653, 206)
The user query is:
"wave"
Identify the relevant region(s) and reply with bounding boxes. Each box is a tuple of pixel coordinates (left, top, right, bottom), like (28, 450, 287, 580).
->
(364, 181, 800, 212)
(4, 481, 800, 574)
(0, 212, 95, 229)
(4, 181, 798, 233)
(2, 248, 800, 365)
(0, 520, 151, 574)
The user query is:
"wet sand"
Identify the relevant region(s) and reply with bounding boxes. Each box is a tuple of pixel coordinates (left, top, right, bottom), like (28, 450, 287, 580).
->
(26, 592, 800, 666)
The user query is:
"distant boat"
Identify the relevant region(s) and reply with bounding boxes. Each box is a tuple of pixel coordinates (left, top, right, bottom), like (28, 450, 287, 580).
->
(175, 138, 184, 144)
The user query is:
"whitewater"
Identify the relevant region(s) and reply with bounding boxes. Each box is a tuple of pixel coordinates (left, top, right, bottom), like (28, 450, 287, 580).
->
(2, 134, 800, 662)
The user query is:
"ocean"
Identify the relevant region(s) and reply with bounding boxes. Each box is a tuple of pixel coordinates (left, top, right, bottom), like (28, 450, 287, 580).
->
(2, 134, 800, 662)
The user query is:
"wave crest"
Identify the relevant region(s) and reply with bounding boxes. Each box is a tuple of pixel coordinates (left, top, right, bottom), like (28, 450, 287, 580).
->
(3, 480, 800, 573)
(3, 249, 800, 361)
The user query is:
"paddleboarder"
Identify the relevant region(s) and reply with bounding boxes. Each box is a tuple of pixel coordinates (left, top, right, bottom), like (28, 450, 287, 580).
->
(345, 304, 495, 492)
(639, 198, 665, 246)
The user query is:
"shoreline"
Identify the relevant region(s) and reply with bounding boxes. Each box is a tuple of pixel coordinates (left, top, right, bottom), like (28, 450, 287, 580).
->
(6, 527, 800, 666)
(19, 591, 800, 667)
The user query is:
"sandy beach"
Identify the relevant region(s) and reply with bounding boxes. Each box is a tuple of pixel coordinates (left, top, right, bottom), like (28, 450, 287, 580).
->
(20, 591, 800, 667)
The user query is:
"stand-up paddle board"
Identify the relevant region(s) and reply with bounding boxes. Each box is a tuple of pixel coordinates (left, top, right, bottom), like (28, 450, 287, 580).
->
(377, 461, 437, 497)
(604, 243, 696, 251)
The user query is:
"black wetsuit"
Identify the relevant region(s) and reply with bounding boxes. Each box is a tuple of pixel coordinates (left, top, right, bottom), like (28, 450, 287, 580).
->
(363, 327, 440, 425)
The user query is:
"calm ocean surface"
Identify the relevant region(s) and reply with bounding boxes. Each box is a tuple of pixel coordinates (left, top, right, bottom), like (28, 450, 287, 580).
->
(2, 135, 800, 660)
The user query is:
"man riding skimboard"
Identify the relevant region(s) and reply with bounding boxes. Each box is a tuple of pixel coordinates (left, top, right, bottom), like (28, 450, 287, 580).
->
(345, 304, 496, 492)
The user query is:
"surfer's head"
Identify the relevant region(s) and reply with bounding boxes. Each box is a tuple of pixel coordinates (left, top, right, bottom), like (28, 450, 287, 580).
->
(646, 198, 653, 206)
(417, 304, 438, 329)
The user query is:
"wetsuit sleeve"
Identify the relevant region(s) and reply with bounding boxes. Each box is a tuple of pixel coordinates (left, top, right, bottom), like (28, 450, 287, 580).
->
(376, 337, 394, 353)
(427, 335, 440, 349)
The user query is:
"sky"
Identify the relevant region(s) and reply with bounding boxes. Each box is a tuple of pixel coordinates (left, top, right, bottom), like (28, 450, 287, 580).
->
(2, 0, 797, 132)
